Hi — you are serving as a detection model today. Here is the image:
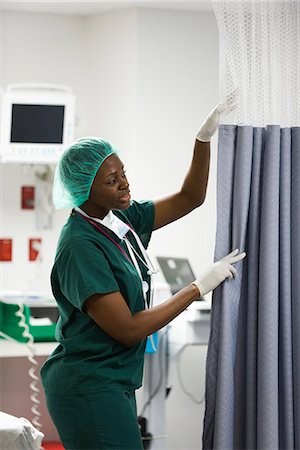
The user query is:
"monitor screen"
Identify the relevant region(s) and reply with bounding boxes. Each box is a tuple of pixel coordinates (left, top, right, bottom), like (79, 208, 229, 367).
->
(157, 256, 202, 300)
(10, 104, 65, 144)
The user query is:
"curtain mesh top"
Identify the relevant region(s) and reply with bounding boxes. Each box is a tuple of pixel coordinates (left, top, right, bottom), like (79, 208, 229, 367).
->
(213, 0, 300, 127)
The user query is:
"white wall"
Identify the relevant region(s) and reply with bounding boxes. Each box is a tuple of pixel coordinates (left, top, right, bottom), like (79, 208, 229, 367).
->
(0, 7, 219, 449)
(135, 9, 219, 276)
(83, 7, 219, 277)
(0, 11, 88, 294)
(0, 7, 219, 292)
(85, 8, 138, 169)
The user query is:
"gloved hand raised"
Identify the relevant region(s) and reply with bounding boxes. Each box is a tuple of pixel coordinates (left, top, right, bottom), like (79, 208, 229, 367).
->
(196, 89, 239, 142)
(192, 249, 246, 297)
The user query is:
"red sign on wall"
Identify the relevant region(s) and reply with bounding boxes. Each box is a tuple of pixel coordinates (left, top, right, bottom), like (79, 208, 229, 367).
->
(0, 239, 12, 261)
(21, 186, 35, 209)
(29, 238, 42, 261)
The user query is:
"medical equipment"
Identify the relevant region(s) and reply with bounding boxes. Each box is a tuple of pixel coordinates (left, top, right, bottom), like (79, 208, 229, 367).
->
(0, 296, 58, 342)
(0, 296, 57, 432)
(0, 83, 75, 163)
(14, 302, 43, 431)
(156, 256, 212, 312)
(156, 256, 202, 299)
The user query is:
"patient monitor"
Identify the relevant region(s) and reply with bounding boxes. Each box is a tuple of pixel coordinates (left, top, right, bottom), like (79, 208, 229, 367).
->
(0, 83, 75, 163)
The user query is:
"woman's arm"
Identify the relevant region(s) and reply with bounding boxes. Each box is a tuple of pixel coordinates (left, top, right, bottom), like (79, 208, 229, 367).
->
(153, 139, 210, 230)
(85, 285, 200, 347)
(85, 249, 245, 347)
(153, 98, 238, 230)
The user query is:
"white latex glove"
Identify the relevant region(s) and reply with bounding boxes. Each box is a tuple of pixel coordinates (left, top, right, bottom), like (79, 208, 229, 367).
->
(196, 89, 239, 142)
(192, 249, 246, 297)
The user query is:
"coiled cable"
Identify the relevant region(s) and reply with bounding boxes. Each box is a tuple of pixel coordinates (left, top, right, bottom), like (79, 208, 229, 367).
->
(15, 301, 42, 431)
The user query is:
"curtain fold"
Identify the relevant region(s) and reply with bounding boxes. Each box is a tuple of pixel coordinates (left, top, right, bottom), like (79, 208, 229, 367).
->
(203, 125, 300, 450)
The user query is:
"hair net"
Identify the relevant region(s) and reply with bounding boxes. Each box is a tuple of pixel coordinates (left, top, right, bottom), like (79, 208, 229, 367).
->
(53, 137, 118, 209)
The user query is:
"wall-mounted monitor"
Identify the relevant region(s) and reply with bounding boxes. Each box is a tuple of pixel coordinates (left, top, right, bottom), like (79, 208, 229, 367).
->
(0, 84, 76, 163)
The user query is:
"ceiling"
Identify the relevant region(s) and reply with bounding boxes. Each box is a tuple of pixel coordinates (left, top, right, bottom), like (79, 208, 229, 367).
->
(0, 1, 214, 16)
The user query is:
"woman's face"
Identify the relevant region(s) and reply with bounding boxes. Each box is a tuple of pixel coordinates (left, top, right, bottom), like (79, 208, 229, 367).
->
(81, 154, 131, 218)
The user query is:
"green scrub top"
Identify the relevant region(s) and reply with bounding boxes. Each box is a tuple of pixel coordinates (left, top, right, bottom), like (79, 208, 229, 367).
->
(41, 200, 155, 396)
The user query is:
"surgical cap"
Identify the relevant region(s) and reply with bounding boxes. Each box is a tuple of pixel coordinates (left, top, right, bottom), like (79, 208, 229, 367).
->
(53, 137, 118, 209)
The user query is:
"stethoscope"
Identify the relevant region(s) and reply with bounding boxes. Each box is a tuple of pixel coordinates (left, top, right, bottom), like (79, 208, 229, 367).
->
(74, 207, 159, 350)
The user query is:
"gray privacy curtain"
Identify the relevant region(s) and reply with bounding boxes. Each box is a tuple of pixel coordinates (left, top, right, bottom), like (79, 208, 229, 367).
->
(203, 125, 300, 450)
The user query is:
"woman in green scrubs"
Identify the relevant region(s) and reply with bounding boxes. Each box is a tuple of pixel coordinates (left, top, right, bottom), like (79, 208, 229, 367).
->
(41, 102, 245, 450)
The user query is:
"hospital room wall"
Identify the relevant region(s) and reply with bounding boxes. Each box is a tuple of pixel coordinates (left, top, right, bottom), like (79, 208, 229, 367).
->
(0, 7, 218, 295)
(84, 8, 219, 279)
(0, 11, 89, 294)
(136, 9, 219, 278)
